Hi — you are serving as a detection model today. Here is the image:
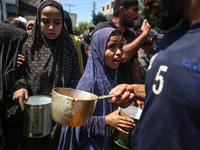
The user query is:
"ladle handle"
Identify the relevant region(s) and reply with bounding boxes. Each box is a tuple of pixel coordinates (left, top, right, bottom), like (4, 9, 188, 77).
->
(98, 94, 115, 100)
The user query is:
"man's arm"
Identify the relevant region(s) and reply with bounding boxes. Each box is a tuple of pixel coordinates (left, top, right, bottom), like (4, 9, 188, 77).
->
(133, 58, 141, 84)
(121, 20, 150, 63)
(132, 59, 145, 109)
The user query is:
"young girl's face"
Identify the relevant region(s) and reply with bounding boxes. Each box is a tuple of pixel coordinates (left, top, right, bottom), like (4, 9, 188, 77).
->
(40, 6, 62, 40)
(104, 35, 123, 69)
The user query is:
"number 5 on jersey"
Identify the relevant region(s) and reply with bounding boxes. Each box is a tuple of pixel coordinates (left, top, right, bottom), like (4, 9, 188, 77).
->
(152, 65, 168, 95)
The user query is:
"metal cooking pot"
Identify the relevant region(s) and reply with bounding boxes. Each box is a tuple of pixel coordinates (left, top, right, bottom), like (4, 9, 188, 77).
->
(23, 96, 52, 138)
(51, 88, 114, 127)
(112, 105, 142, 149)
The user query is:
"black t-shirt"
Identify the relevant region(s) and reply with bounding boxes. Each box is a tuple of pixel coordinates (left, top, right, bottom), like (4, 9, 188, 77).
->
(93, 20, 137, 84)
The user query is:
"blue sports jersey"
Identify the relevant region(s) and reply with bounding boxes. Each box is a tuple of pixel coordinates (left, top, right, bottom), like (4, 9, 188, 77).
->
(131, 21, 200, 150)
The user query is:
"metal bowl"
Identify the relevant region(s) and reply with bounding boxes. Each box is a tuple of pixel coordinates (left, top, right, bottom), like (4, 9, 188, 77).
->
(23, 96, 52, 138)
(51, 88, 98, 127)
(112, 105, 143, 149)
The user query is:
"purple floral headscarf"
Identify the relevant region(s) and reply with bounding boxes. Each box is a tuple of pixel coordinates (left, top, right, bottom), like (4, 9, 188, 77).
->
(59, 27, 122, 150)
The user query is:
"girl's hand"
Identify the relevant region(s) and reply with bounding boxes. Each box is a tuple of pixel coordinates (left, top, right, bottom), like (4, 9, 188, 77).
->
(13, 88, 29, 111)
(105, 107, 135, 134)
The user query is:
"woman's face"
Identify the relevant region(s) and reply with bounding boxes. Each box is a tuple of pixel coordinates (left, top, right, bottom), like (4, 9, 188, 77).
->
(104, 35, 123, 69)
(40, 6, 62, 40)
(27, 24, 33, 36)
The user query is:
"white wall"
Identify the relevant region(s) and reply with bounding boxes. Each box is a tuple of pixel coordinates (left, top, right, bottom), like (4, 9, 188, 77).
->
(100, 1, 114, 15)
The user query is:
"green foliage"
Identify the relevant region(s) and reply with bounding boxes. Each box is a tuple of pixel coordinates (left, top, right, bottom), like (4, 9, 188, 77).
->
(72, 23, 80, 36)
(105, 14, 113, 21)
(78, 21, 94, 34)
(92, 12, 108, 26)
(139, 0, 157, 28)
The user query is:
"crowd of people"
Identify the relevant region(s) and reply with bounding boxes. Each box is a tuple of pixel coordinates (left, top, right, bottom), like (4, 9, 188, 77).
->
(0, 0, 200, 149)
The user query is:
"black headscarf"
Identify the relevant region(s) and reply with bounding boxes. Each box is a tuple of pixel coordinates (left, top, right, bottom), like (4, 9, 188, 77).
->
(38, 0, 64, 24)
(64, 11, 74, 34)
(15, 0, 81, 96)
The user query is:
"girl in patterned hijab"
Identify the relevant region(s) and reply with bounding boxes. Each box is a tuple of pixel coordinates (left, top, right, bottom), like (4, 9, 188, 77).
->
(58, 27, 134, 150)
(13, 0, 80, 97)
(12, 0, 81, 149)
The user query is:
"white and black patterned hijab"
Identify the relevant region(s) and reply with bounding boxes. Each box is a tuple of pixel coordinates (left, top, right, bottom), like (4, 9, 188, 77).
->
(21, 0, 81, 96)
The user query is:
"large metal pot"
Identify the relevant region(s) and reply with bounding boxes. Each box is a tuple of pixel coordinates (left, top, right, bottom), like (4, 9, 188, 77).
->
(23, 96, 52, 138)
(112, 105, 142, 149)
(51, 88, 114, 127)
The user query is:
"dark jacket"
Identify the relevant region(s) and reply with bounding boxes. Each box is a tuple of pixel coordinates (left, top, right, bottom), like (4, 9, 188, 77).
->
(0, 23, 28, 122)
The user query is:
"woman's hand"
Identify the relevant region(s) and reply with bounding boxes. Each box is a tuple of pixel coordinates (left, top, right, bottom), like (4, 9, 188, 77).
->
(17, 54, 25, 67)
(105, 107, 135, 134)
(13, 88, 29, 111)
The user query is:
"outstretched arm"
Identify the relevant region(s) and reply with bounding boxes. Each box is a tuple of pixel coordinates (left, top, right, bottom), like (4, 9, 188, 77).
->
(109, 84, 146, 108)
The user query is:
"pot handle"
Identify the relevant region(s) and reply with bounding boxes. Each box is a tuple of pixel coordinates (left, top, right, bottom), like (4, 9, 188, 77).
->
(98, 94, 115, 101)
